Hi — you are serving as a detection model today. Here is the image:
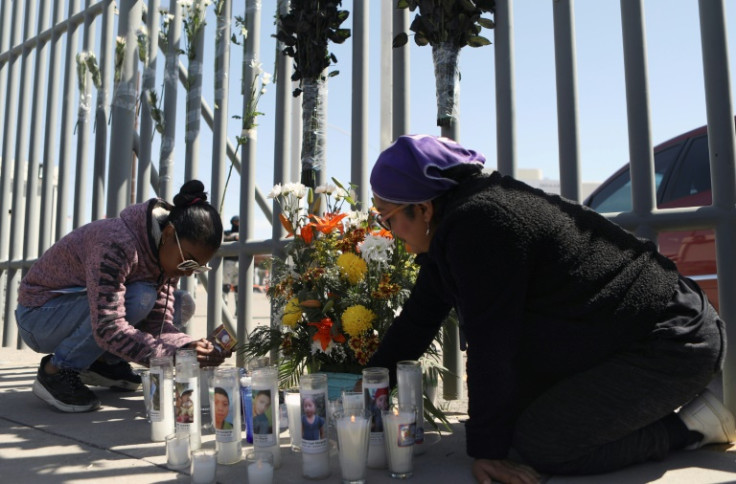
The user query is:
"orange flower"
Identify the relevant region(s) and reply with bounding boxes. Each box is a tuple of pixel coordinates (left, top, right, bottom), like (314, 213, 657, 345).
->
(308, 317, 345, 351)
(279, 213, 295, 237)
(308, 212, 348, 235)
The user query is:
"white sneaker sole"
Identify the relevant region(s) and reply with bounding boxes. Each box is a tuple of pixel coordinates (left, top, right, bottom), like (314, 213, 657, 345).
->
(32, 379, 101, 413)
(680, 389, 736, 448)
(79, 370, 141, 391)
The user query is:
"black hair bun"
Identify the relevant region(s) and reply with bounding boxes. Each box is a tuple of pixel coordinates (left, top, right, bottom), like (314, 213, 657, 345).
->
(173, 179, 208, 207)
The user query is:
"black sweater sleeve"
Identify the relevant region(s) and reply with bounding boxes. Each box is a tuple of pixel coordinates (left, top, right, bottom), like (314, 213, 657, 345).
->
(366, 255, 452, 386)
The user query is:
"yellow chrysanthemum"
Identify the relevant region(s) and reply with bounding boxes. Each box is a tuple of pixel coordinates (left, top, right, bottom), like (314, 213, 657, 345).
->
(341, 305, 376, 337)
(337, 252, 367, 284)
(281, 297, 302, 327)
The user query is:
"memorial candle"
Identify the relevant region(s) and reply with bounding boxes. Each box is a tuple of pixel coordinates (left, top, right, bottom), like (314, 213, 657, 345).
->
(335, 410, 371, 484)
(251, 366, 281, 468)
(165, 431, 191, 470)
(150, 356, 175, 442)
(300, 374, 330, 479)
(382, 405, 416, 479)
(190, 448, 217, 484)
(246, 451, 274, 484)
(397, 360, 425, 453)
(362, 367, 390, 469)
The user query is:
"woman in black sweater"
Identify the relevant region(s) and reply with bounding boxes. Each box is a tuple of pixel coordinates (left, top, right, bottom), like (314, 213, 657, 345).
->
(367, 135, 734, 483)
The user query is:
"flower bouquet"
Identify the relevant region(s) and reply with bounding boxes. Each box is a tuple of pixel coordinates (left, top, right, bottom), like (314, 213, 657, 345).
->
(241, 180, 419, 388)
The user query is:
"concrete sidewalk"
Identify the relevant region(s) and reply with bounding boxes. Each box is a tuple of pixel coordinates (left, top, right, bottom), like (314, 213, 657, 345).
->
(1, 287, 735, 482)
(2, 346, 735, 484)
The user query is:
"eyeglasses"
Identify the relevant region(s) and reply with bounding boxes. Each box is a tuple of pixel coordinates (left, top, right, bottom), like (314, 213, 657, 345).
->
(173, 227, 211, 274)
(375, 204, 409, 231)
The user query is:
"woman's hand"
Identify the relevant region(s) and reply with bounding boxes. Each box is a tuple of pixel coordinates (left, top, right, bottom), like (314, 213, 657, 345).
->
(189, 338, 229, 367)
(472, 458, 541, 484)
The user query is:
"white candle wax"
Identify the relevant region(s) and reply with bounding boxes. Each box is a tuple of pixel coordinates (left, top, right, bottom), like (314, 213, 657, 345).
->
(247, 459, 274, 484)
(302, 451, 330, 479)
(336, 416, 370, 481)
(151, 377, 175, 442)
(190, 452, 217, 483)
(341, 393, 363, 414)
(166, 435, 190, 469)
(215, 439, 241, 465)
(383, 410, 414, 477)
(285, 392, 302, 451)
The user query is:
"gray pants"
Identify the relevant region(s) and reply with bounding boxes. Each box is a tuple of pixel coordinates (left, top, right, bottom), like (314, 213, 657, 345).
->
(513, 277, 726, 475)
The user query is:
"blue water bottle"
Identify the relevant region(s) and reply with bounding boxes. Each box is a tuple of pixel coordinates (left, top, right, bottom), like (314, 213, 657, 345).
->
(239, 368, 253, 443)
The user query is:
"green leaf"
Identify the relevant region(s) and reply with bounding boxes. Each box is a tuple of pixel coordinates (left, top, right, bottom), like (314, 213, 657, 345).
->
(328, 70, 339, 78)
(397, 0, 410, 9)
(467, 35, 491, 47)
(477, 17, 495, 29)
(393, 32, 409, 48)
(415, 32, 429, 46)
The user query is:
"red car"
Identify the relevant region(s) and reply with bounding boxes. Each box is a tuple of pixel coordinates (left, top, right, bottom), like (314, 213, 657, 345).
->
(584, 121, 732, 311)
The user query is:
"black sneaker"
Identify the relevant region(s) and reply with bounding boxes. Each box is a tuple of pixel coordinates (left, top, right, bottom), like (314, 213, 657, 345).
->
(79, 360, 142, 391)
(32, 355, 101, 412)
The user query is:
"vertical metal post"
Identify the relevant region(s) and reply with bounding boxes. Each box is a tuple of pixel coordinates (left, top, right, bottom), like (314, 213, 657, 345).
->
(380, 0, 393, 149)
(351, 0, 370, 205)
(494, 0, 516, 177)
(39, 0, 67, 250)
(552, 0, 581, 202)
(159, 0, 182, 202)
(619, 0, 656, 241)
(23, 0, 53, 263)
(138, 0, 161, 202)
(73, 0, 96, 228)
(5, 0, 37, 347)
(236, 0, 261, 366)
(184, 0, 206, 183)
(107, 0, 141, 217)
(56, 0, 81, 236)
(440, 117, 462, 401)
(180, 0, 206, 304)
(698, 0, 736, 415)
(209, 0, 233, 338)
(392, 6, 410, 139)
(273, 0, 291, 245)
(270, 0, 293, 364)
(92, 0, 115, 220)
(0, 0, 25, 342)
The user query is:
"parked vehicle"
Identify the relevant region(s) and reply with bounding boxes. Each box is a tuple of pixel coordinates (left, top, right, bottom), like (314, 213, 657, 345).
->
(583, 121, 736, 312)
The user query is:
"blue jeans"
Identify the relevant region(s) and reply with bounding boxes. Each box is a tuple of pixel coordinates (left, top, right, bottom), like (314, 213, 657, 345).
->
(15, 282, 159, 371)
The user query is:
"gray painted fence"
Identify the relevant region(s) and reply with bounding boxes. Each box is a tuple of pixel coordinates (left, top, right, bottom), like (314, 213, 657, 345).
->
(0, 0, 734, 415)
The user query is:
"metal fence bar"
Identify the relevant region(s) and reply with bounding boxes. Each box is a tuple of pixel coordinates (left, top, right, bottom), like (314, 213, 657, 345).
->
(159, 0, 182, 202)
(38, 0, 66, 253)
(494, 0, 516, 177)
(392, 6, 410, 139)
(22, 0, 52, 267)
(137, 0, 160, 203)
(73, 0, 96, 228)
(107, 0, 140, 217)
(0, 0, 26, 346)
(235, 0, 260, 366)
(208, 0, 233, 338)
(620, 0, 657, 242)
(91, 0, 115, 220)
(698, 0, 736, 415)
(5, 0, 38, 349)
(351, 0, 370, 205)
(553, 0, 582, 202)
(55, 0, 81, 236)
(180, 0, 207, 311)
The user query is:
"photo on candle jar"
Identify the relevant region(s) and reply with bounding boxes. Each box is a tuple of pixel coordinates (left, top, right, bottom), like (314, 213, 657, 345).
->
(301, 394, 326, 441)
(365, 387, 389, 432)
(252, 389, 273, 434)
(151, 373, 161, 411)
(214, 387, 234, 430)
(176, 386, 194, 423)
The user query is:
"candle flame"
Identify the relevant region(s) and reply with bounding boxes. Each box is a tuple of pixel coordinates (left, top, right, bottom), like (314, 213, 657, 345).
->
(350, 415, 356, 423)
(257, 459, 262, 469)
(393, 408, 399, 416)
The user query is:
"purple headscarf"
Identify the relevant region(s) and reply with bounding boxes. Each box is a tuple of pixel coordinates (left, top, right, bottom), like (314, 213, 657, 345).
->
(370, 135, 486, 203)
